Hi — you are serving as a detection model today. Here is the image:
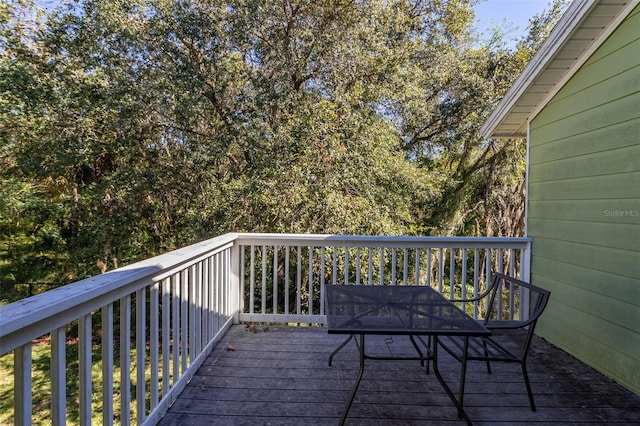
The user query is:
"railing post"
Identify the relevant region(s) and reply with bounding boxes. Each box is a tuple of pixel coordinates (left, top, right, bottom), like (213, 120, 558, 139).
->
(14, 343, 32, 426)
(521, 239, 532, 283)
(521, 240, 533, 321)
(230, 242, 241, 324)
(51, 327, 66, 425)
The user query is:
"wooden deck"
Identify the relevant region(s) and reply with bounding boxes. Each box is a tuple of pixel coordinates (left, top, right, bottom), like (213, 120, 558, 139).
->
(158, 325, 640, 425)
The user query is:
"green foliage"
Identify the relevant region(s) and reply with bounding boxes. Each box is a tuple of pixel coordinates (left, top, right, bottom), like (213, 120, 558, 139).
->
(0, 0, 567, 297)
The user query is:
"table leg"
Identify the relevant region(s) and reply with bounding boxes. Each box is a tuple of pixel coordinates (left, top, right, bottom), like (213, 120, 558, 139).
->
(432, 336, 473, 426)
(339, 334, 365, 426)
(409, 335, 425, 368)
(329, 334, 354, 366)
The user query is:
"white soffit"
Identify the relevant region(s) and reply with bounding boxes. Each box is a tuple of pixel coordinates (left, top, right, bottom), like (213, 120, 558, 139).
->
(480, 0, 639, 139)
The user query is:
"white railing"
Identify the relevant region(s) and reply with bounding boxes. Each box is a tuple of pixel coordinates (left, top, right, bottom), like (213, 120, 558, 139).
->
(237, 234, 532, 324)
(0, 233, 530, 425)
(0, 234, 240, 426)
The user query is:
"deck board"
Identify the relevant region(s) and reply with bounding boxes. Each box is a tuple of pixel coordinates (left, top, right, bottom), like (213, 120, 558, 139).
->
(158, 325, 640, 425)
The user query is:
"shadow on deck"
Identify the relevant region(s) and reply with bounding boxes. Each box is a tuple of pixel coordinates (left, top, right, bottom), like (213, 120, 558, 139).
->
(158, 325, 640, 425)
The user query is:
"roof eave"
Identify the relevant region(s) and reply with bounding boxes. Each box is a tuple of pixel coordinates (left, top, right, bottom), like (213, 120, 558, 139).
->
(480, 0, 600, 139)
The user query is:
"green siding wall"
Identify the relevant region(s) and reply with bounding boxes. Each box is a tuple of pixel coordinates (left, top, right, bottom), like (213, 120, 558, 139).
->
(528, 5, 640, 395)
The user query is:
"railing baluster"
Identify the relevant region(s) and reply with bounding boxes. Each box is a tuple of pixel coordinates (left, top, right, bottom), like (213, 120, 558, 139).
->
(194, 263, 202, 356)
(344, 246, 350, 285)
(239, 246, 245, 316)
(285, 247, 290, 315)
(497, 249, 504, 319)
(449, 249, 456, 300)
(214, 250, 219, 330)
(296, 246, 302, 315)
(202, 259, 209, 346)
(102, 304, 114, 424)
(51, 327, 66, 425)
(224, 248, 230, 318)
(320, 247, 326, 315)
(136, 288, 146, 423)
(211, 255, 218, 333)
(206, 256, 213, 339)
(162, 278, 171, 397)
(172, 274, 180, 385)
(261, 245, 267, 315)
(462, 249, 468, 302)
(150, 282, 159, 409)
(79, 313, 92, 425)
(356, 247, 361, 285)
(332, 246, 337, 285)
(273, 246, 279, 315)
(189, 265, 197, 364)
(213, 256, 219, 330)
(379, 247, 384, 286)
(415, 248, 421, 286)
(226, 249, 230, 319)
(217, 252, 223, 320)
(473, 249, 480, 318)
(391, 248, 397, 285)
(486, 248, 492, 287)
(438, 249, 444, 293)
(15, 343, 32, 426)
(426, 248, 432, 287)
(309, 247, 314, 314)
(120, 295, 131, 426)
(404, 248, 409, 286)
(250, 245, 255, 314)
(368, 248, 373, 286)
(201, 258, 208, 339)
(224, 250, 229, 321)
(181, 269, 188, 373)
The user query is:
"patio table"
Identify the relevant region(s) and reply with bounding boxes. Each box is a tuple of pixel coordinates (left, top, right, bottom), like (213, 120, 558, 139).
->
(325, 284, 491, 425)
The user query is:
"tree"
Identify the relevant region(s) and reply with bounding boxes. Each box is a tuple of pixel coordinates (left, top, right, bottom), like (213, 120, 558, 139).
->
(0, 0, 567, 292)
(391, 0, 569, 235)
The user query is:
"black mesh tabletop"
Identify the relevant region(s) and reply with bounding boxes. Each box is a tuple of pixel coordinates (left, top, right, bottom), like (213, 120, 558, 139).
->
(326, 285, 490, 337)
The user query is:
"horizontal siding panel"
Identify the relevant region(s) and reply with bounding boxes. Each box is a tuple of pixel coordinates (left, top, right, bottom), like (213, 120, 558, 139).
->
(536, 303, 640, 393)
(546, 39, 639, 106)
(531, 256, 639, 302)
(529, 118, 639, 164)
(533, 273, 639, 335)
(528, 218, 639, 251)
(528, 143, 639, 182)
(530, 237, 640, 280)
(538, 299, 640, 363)
(528, 199, 640, 224)
(529, 92, 639, 144)
(528, 171, 640, 200)
(534, 64, 640, 129)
